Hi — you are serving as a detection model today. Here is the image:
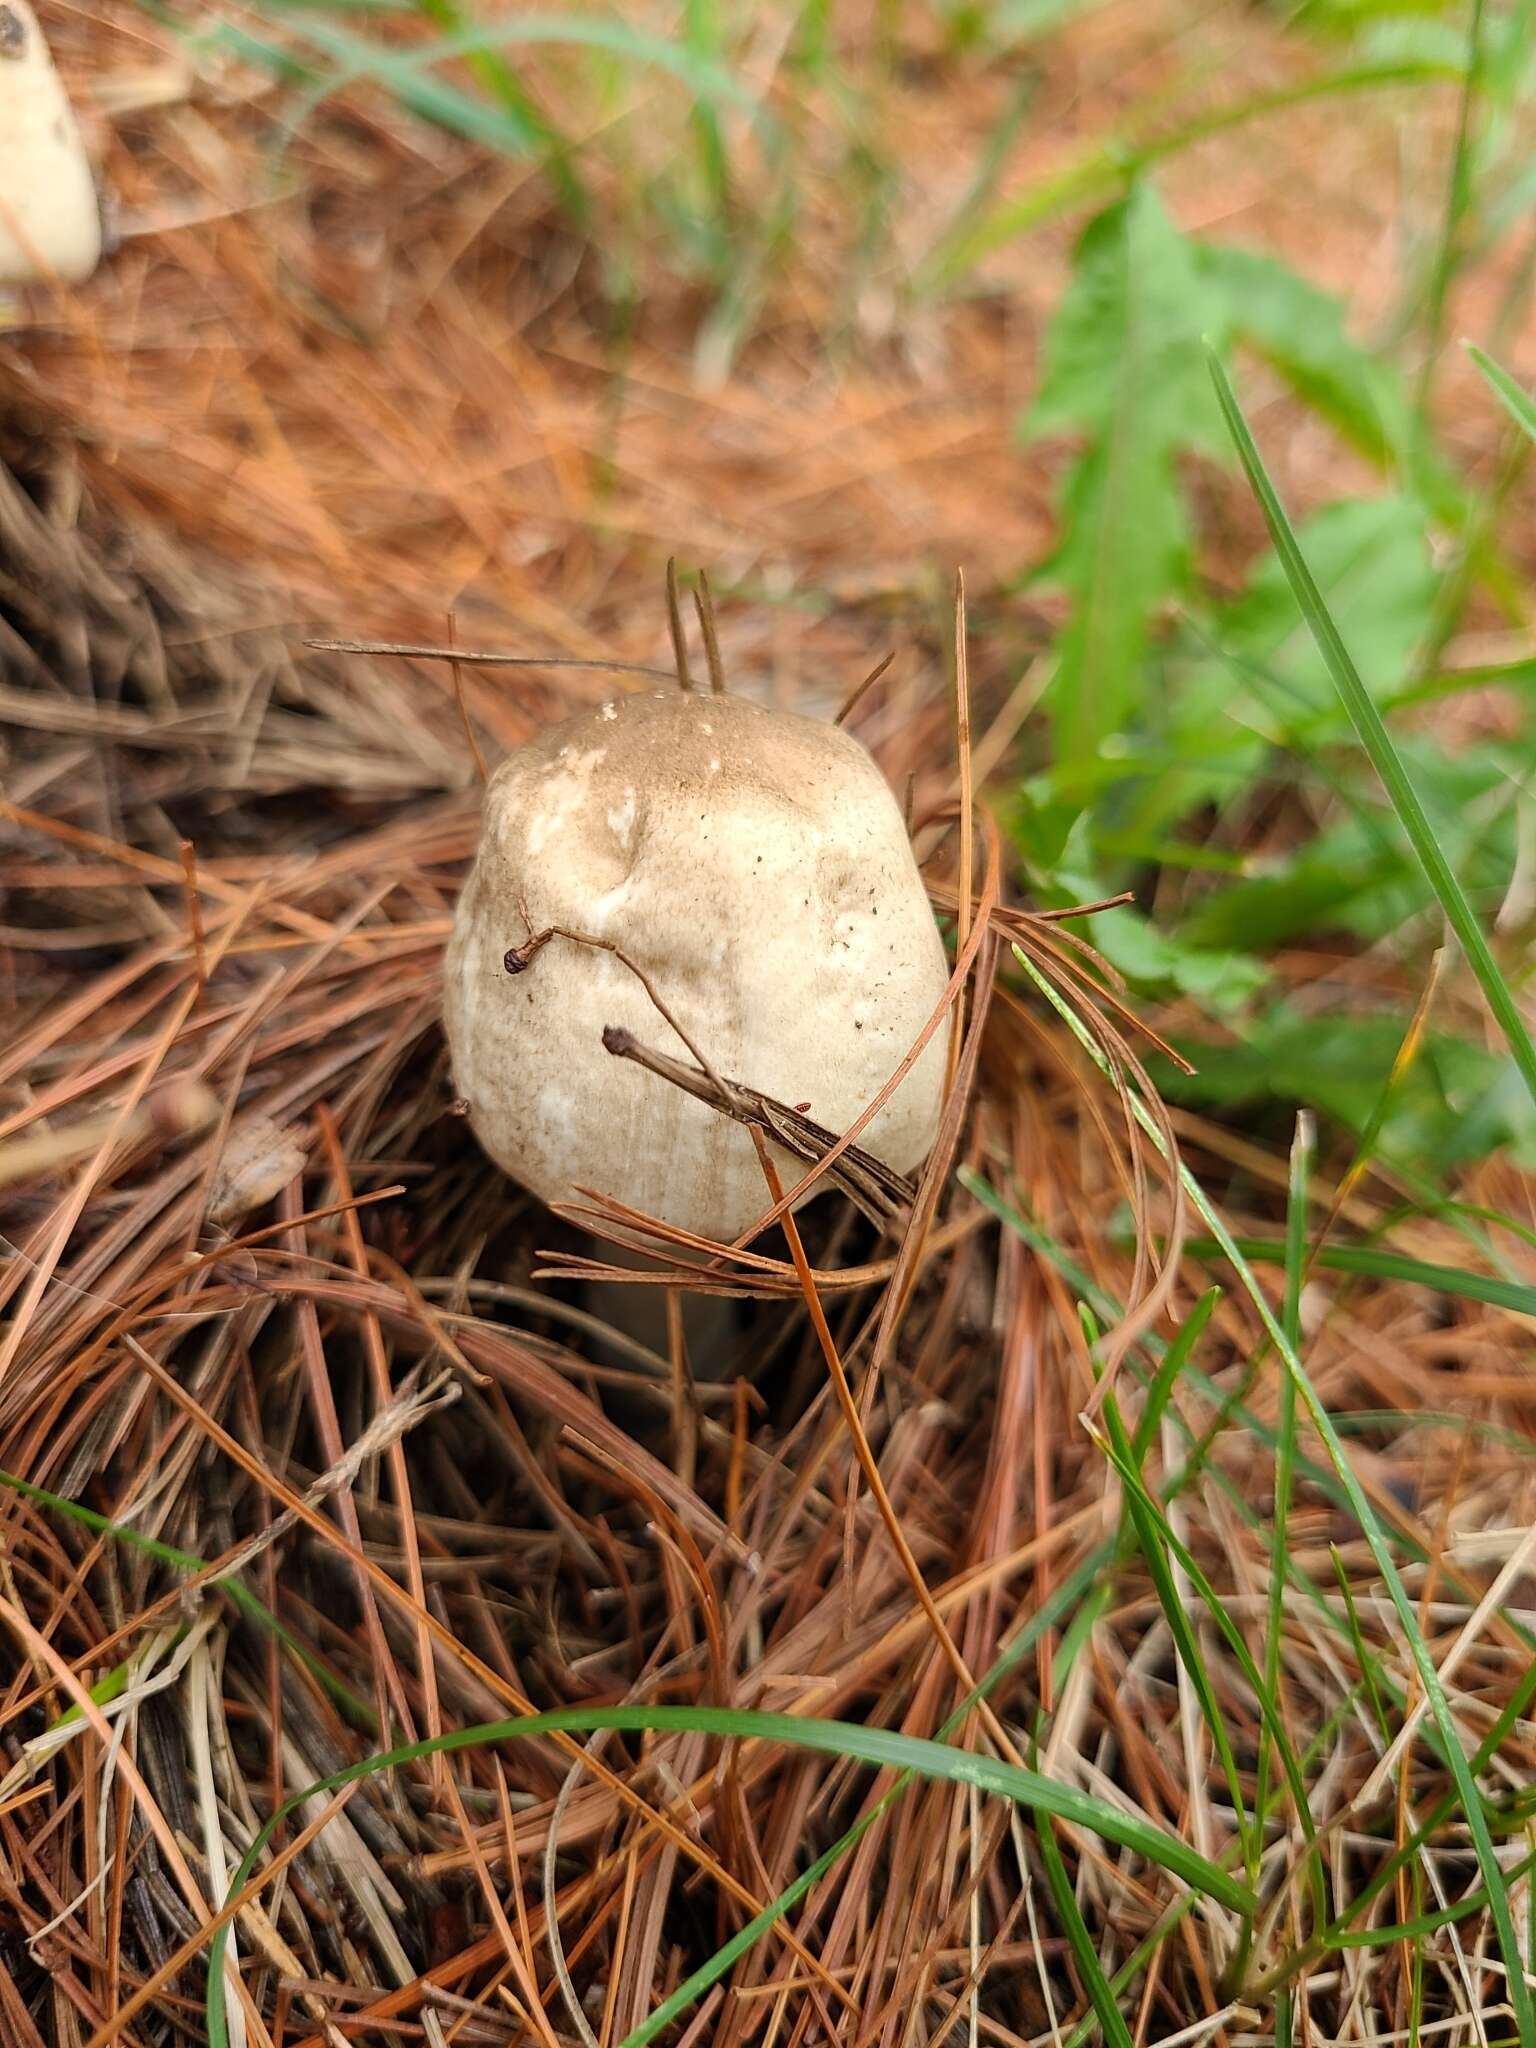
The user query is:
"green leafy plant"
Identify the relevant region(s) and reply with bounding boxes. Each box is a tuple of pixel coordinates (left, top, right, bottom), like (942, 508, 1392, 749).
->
(1005, 60, 1534, 1162)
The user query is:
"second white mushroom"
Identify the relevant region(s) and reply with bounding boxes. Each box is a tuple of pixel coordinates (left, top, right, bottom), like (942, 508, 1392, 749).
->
(0, 1, 103, 290)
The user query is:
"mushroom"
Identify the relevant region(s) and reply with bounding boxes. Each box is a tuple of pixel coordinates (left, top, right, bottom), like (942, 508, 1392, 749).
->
(443, 684, 950, 1246)
(0, 1, 103, 290)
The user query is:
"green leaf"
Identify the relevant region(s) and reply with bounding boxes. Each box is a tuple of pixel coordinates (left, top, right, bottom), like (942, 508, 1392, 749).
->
(1078, 902, 1268, 1009)
(1029, 189, 1225, 450)
(1026, 186, 1226, 765)
(1197, 244, 1409, 467)
(1212, 499, 1441, 721)
(1198, 240, 1467, 539)
(1138, 495, 1442, 835)
(1151, 1003, 1536, 1171)
(1180, 737, 1519, 953)
(1178, 833, 1407, 952)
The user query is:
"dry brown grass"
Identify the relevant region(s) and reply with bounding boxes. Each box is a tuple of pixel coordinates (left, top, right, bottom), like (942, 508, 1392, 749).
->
(3, 4, 1536, 2045)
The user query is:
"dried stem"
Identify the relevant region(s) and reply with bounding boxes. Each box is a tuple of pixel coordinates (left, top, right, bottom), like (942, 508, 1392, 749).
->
(692, 567, 726, 693)
(600, 1024, 915, 1223)
(504, 911, 723, 1088)
(834, 649, 896, 726)
(304, 639, 678, 682)
(665, 557, 693, 692)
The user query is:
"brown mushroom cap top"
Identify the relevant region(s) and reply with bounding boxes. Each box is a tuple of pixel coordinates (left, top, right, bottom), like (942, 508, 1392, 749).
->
(443, 688, 950, 1241)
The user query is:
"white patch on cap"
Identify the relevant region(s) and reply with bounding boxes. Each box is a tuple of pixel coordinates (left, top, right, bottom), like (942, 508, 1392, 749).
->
(607, 792, 637, 846)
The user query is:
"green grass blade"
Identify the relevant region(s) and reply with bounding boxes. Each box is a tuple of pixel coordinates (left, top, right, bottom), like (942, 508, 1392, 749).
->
(1091, 1416, 1324, 1913)
(963, 1169, 1536, 1671)
(616, 1544, 1115, 2047)
(1255, 1649, 1536, 1998)
(1011, 942, 1536, 2046)
(410, 15, 758, 111)
(1331, 1548, 1394, 1747)
(1132, 1286, 1219, 1465)
(1331, 1844, 1536, 1949)
(1254, 1114, 1309, 1857)
(1207, 347, 1536, 1125)
(233, 10, 761, 140)
(1414, 0, 1486, 430)
(1037, 1812, 1136, 2048)
(0, 1467, 377, 1732)
(408, 0, 586, 217)
(1467, 342, 1536, 440)
(683, 0, 732, 237)
(206, 1695, 1253, 2046)
(1099, 1398, 1255, 1870)
(42, 1642, 155, 1735)
(1181, 1236, 1536, 1319)
(924, 61, 1459, 282)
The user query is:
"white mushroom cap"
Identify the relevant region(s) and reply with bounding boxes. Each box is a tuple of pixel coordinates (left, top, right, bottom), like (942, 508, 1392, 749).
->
(444, 688, 950, 1242)
(0, 1, 103, 288)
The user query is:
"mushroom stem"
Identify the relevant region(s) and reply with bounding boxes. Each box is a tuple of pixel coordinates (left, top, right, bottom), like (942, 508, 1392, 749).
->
(578, 1232, 739, 1377)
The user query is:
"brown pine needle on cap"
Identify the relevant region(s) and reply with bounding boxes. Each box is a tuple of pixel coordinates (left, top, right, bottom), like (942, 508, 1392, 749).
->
(834, 648, 897, 727)
(692, 566, 726, 693)
(446, 608, 487, 784)
(664, 555, 693, 691)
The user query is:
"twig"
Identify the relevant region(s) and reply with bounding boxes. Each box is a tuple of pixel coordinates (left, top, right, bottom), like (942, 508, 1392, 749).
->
(600, 1025, 916, 1224)
(124, 1339, 459, 1592)
(1027, 891, 1136, 922)
(446, 610, 487, 785)
(179, 840, 208, 999)
(692, 568, 726, 694)
(304, 639, 677, 683)
(503, 914, 724, 1091)
(665, 557, 693, 692)
(834, 650, 896, 727)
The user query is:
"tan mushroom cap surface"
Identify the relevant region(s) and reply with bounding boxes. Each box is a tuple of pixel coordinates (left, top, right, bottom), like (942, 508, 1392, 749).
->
(0, 0, 102, 288)
(444, 688, 951, 1241)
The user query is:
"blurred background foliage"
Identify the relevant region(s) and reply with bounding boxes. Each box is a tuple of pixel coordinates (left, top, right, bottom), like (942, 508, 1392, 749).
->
(100, 0, 1536, 1187)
